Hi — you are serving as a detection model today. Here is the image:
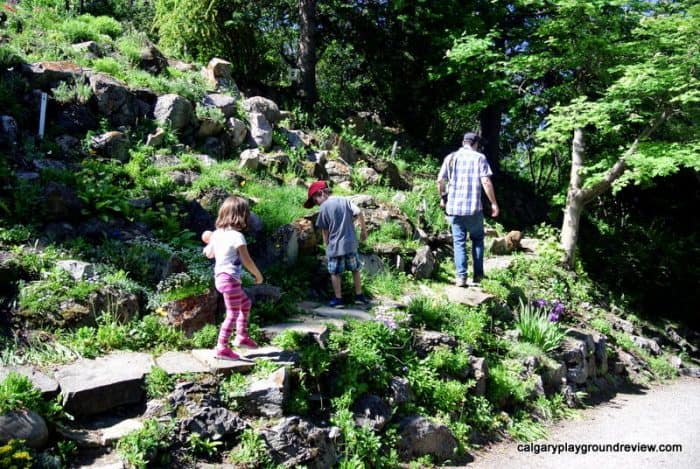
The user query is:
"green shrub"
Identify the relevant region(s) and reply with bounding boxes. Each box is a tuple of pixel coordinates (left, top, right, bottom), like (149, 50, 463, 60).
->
(487, 360, 533, 408)
(189, 324, 219, 349)
(52, 80, 93, 104)
(60, 14, 123, 42)
(92, 57, 122, 75)
(364, 269, 411, 299)
(515, 299, 567, 352)
(590, 317, 612, 335)
(228, 428, 273, 467)
(506, 411, 548, 442)
(0, 439, 33, 469)
(331, 391, 399, 468)
(145, 367, 175, 398)
(117, 419, 173, 469)
(0, 372, 63, 421)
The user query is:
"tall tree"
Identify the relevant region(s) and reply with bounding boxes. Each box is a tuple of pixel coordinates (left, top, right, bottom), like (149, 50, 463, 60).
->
(298, 0, 318, 110)
(535, 3, 700, 265)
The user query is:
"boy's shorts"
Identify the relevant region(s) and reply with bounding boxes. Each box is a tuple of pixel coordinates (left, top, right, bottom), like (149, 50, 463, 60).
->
(327, 253, 361, 275)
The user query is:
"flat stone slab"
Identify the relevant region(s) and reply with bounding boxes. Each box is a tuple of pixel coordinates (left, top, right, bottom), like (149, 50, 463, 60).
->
(155, 351, 210, 374)
(299, 302, 372, 321)
(58, 417, 143, 447)
(484, 255, 516, 273)
(54, 352, 154, 416)
(239, 346, 299, 367)
(190, 349, 255, 374)
(0, 365, 59, 397)
(444, 286, 494, 307)
(261, 314, 346, 340)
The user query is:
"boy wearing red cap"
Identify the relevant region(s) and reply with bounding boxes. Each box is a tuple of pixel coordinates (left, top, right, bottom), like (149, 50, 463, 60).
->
(304, 180, 368, 308)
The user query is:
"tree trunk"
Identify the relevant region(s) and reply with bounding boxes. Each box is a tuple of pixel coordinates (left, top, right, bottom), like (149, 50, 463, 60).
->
(479, 103, 502, 175)
(561, 128, 585, 266)
(298, 0, 317, 111)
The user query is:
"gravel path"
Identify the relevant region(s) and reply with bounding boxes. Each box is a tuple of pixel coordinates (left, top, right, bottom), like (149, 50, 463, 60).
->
(463, 378, 700, 469)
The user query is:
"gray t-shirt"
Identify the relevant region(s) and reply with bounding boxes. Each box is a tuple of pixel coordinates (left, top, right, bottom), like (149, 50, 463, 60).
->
(315, 196, 361, 257)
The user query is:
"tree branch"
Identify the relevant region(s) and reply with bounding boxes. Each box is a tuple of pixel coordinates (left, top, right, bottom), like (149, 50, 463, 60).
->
(580, 107, 673, 205)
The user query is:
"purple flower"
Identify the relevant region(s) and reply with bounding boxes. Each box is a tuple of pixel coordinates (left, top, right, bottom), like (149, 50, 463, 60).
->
(535, 299, 548, 308)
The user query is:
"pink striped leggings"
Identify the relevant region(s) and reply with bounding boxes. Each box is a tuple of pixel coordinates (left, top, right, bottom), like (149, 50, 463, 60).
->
(215, 273, 251, 349)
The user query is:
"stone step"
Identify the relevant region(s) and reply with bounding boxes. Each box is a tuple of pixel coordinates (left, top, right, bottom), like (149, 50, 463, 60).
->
(298, 301, 373, 321)
(156, 351, 211, 375)
(443, 285, 495, 307)
(54, 352, 154, 417)
(189, 346, 297, 375)
(261, 314, 346, 345)
(58, 416, 144, 448)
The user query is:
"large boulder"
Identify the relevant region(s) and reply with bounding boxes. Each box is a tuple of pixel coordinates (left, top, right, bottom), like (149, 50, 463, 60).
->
(248, 112, 273, 149)
(413, 330, 458, 358)
(352, 394, 391, 431)
(138, 41, 168, 74)
(396, 416, 458, 463)
(154, 94, 194, 131)
(0, 410, 49, 448)
(202, 93, 238, 118)
(324, 159, 352, 184)
(202, 58, 238, 92)
(227, 117, 248, 146)
(411, 245, 435, 280)
(243, 96, 281, 124)
(161, 288, 218, 336)
(89, 73, 138, 126)
(240, 367, 290, 418)
(22, 61, 83, 89)
(90, 130, 130, 162)
(260, 416, 338, 469)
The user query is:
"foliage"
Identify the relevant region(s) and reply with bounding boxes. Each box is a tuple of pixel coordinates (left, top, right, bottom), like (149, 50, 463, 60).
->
(328, 320, 407, 395)
(116, 419, 174, 469)
(228, 428, 273, 467)
(145, 366, 175, 398)
(514, 299, 568, 353)
(0, 439, 33, 469)
(506, 411, 548, 442)
(187, 433, 222, 457)
(149, 272, 211, 307)
(17, 268, 102, 324)
(487, 360, 534, 409)
(59, 14, 123, 42)
(0, 372, 64, 421)
(195, 105, 226, 126)
(51, 79, 93, 104)
(331, 391, 399, 468)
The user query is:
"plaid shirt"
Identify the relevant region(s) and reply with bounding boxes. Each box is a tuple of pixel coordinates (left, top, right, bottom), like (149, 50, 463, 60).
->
(437, 147, 493, 216)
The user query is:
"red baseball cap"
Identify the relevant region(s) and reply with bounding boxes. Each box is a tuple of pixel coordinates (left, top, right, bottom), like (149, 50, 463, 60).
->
(304, 180, 328, 208)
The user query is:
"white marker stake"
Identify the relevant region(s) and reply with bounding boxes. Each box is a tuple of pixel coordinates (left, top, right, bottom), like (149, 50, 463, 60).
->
(38, 92, 47, 139)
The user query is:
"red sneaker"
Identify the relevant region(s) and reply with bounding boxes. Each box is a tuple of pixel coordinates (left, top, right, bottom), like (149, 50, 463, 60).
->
(233, 335, 259, 349)
(215, 347, 240, 361)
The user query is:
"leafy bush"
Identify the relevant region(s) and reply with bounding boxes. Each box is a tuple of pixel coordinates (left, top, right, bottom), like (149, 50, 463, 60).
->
(331, 391, 398, 468)
(60, 14, 123, 42)
(228, 428, 273, 467)
(92, 57, 121, 75)
(117, 419, 174, 469)
(145, 366, 175, 398)
(0, 372, 63, 421)
(0, 439, 33, 469)
(51, 79, 93, 104)
(515, 299, 567, 352)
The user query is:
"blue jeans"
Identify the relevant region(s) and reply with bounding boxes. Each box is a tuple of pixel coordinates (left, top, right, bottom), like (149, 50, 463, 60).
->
(450, 213, 485, 279)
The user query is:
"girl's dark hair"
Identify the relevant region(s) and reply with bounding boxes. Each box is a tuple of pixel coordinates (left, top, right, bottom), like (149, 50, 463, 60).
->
(216, 196, 249, 231)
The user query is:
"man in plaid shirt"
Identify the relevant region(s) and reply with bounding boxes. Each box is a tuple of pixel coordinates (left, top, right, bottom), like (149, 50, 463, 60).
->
(437, 132, 499, 287)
